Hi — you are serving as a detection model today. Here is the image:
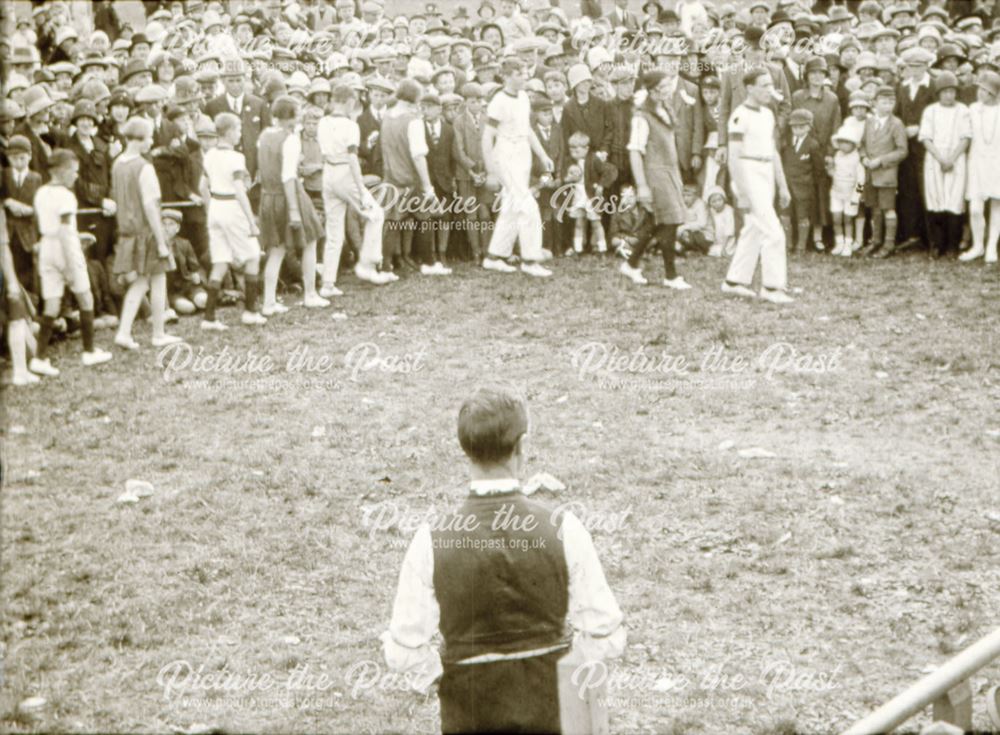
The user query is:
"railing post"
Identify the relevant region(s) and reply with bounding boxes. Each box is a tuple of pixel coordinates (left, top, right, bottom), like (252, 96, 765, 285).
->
(931, 680, 972, 730)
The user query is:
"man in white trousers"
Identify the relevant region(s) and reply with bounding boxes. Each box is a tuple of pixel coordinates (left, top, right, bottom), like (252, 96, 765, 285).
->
(721, 68, 794, 305)
(481, 58, 555, 278)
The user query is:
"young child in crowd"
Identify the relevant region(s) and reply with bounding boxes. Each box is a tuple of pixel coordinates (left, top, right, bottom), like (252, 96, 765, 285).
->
(859, 86, 908, 258)
(781, 108, 823, 253)
(2, 135, 41, 298)
(564, 131, 617, 256)
(530, 97, 564, 257)
(162, 208, 208, 315)
(677, 182, 711, 255)
(608, 185, 653, 261)
(705, 186, 736, 258)
(452, 82, 492, 263)
(421, 92, 455, 268)
(199, 111, 266, 330)
(828, 126, 866, 256)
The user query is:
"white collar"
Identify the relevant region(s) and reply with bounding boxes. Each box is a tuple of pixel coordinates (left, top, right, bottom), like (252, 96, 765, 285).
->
(469, 478, 520, 496)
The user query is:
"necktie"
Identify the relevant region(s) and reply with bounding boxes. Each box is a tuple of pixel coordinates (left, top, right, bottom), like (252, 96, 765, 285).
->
(540, 126, 549, 139)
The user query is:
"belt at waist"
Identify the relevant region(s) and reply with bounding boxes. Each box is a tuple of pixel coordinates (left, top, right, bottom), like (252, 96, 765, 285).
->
(454, 642, 570, 666)
(324, 159, 351, 166)
(210, 192, 237, 200)
(740, 155, 773, 163)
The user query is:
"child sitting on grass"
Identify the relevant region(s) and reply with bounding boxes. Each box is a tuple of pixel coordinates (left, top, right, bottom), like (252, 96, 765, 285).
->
(677, 182, 711, 255)
(162, 208, 207, 315)
(705, 186, 736, 258)
(608, 185, 653, 261)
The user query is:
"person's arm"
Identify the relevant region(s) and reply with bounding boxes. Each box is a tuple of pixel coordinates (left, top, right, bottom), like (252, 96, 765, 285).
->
(138, 163, 170, 258)
(773, 141, 790, 209)
(282, 132, 303, 228)
(231, 158, 259, 237)
(452, 119, 476, 174)
(407, 118, 434, 195)
(883, 119, 910, 167)
(691, 89, 705, 171)
(380, 524, 443, 692)
(528, 127, 554, 172)
(561, 511, 626, 661)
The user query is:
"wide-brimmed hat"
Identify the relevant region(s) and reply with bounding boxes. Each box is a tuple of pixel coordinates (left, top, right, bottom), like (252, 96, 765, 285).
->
(22, 86, 54, 117)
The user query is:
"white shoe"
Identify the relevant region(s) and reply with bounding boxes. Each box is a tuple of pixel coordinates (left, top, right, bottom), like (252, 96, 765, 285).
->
(114, 335, 140, 351)
(104, 314, 120, 328)
(355, 264, 389, 284)
(319, 285, 344, 298)
(302, 295, 331, 309)
(81, 348, 113, 366)
(830, 241, 844, 256)
(420, 262, 451, 276)
(852, 240, 864, 252)
(707, 245, 722, 257)
(760, 288, 795, 304)
(959, 246, 984, 262)
(483, 257, 517, 273)
(839, 243, 853, 257)
(200, 319, 229, 331)
(521, 262, 552, 278)
(986, 251, 998, 264)
(164, 308, 178, 323)
(262, 303, 290, 316)
(29, 357, 60, 377)
(12, 372, 41, 386)
(381, 271, 400, 282)
(619, 262, 648, 285)
(241, 311, 268, 326)
(540, 248, 554, 261)
(151, 334, 183, 347)
(721, 282, 756, 298)
(663, 276, 692, 290)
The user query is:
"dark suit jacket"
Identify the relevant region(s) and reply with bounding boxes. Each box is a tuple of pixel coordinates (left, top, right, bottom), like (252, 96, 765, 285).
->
(608, 98, 633, 185)
(666, 78, 705, 176)
(531, 121, 566, 185)
(1, 168, 42, 252)
(67, 134, 112, 208)
(14, 122, 54, 182)
(425, 120, 456, 194)
(204, 93, 270, 179)
(563, 150, 618, 198)
(782, 60, 804, 98)
(780, 134, 823, 201)
(562, 96, 613, 155)
(452, 112, 484, 183)
(605, 6, 640, 30)
(358, 105, 384, 177)
(860, 115, 908, 188)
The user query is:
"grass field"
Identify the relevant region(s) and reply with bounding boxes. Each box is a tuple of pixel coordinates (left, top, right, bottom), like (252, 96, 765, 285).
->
(3, 249, 999, 734)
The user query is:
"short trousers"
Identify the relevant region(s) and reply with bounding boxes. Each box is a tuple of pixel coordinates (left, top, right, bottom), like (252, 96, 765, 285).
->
(208, 200, 260, 266)
(863, 184, 896, 211)
(38, 240, 90, 300)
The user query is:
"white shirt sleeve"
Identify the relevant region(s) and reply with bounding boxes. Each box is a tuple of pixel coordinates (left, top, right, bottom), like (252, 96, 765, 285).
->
(317, 117, 334, 158)
(561, 511, 627, 661)
(380, 524, 443, 692)
(627, 115, 650, 155)
(281, 133, 301, 183)
(407, 117, 428, 159)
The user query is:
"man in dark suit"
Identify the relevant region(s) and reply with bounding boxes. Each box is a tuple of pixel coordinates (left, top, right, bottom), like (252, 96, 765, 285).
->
(204, 58, 270, 181)
(894, 48, 937, 251)
(421, 93, 456, 268)
(780, 109, 824, 253)
(606, 0, 640, 30)
(358, 77, 394, 177)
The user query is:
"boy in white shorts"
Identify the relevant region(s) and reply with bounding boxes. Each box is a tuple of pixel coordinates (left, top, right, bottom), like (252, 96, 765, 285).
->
(29, 148, 112, 377)
(200, 112, 266, 330)
(828, 126, 866, 256)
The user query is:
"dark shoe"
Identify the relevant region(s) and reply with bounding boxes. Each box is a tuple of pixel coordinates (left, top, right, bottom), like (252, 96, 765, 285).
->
(896, 236, 923, 252)
(873, 243, 896, 259)
(860, 241, 882, 257)
(401, 256, 419, 270)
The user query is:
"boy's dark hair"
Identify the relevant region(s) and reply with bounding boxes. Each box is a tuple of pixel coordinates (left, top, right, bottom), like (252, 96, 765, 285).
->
(271, 94, 299, 120)
(49, 148, 78, 170)
(458, 385, 528, 465)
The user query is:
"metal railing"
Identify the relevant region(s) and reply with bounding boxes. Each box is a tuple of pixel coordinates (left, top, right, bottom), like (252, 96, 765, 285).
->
(77, 201, 200, 216)
(842, 627, 1000, 735)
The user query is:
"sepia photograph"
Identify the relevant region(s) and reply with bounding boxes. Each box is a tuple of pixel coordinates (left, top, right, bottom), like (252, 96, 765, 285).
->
(1, 0, 999, 733)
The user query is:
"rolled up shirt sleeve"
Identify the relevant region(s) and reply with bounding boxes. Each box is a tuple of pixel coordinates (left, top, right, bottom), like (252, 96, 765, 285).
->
(627, 115, 649, 156)
(561, 511, 627, 662)
(407, 118, 429, 159)
(380, 523, 443, 693)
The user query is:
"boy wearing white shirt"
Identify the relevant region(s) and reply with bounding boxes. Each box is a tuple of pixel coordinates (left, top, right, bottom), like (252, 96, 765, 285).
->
(383, 385, 625, 733)
(30, 148, 112, 376)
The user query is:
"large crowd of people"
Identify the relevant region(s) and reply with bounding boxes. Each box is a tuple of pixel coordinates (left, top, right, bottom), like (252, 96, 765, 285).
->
(1, 0, 999, 385)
